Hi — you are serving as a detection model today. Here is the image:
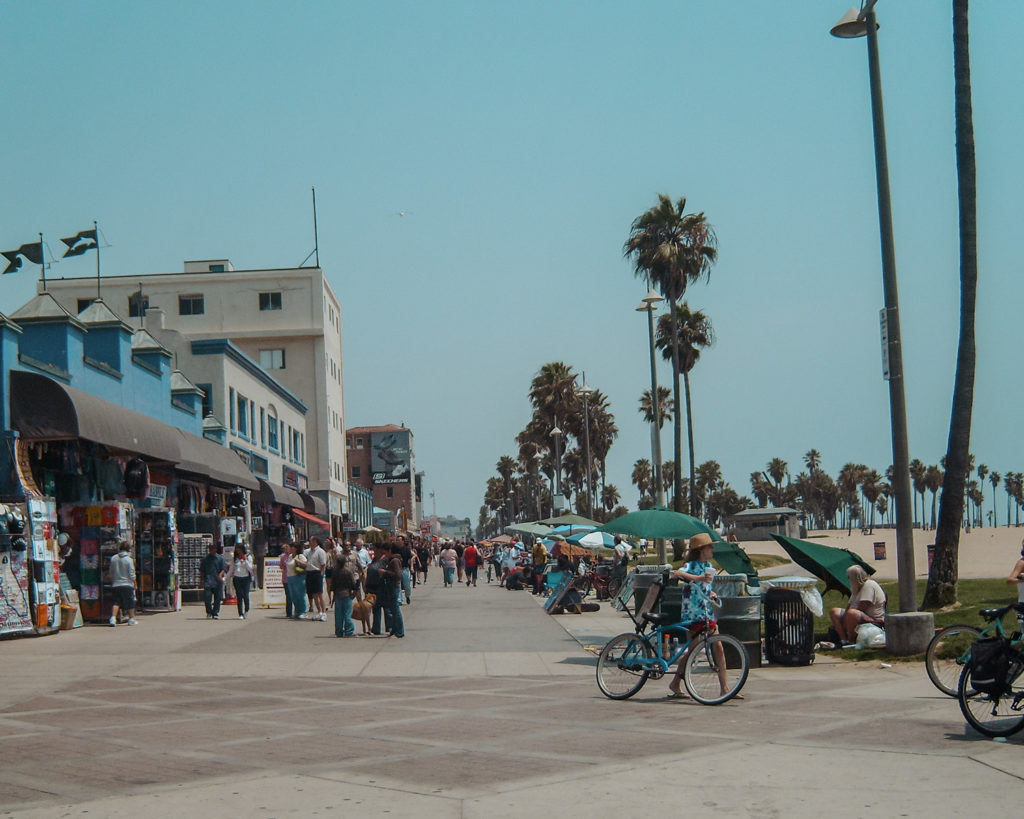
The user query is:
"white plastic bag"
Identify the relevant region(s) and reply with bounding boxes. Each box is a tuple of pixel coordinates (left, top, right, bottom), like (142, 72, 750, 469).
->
(800, 587, 824, 617)
(856, 623, 885, 649)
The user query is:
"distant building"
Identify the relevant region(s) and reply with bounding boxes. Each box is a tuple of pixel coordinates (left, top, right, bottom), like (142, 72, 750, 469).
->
(44, 259, 348, 528)
(346, 424, 417, 532)
(725, 507, 801, 541)
(437, 515, 471, 541)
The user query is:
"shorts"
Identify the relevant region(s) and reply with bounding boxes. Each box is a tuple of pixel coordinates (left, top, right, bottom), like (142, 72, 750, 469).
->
(112, 585, 135, 611)
(465, 565, 478, 582)
(305, 570, 324, 595)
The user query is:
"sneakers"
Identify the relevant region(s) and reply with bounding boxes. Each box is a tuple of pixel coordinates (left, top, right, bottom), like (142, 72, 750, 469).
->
(239, 615, 245, 620)
(318, 612, 326, 621)
(109, 616, 116, 627)
(212, 614, 219, 620)
(127, 618, 138, 626)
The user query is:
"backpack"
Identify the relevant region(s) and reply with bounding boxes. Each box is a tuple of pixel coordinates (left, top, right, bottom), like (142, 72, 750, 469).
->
(333, 557, 359, 591)
(364, 559, 383, 594)
(968, 636, 1013, 695)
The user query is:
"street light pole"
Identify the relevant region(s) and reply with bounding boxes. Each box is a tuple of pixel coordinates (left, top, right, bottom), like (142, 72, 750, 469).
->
(550, 425, 563, 513)
(637, 289, 667, 563)
(832, 2, 916, 612)
(579, 374, 593, 519)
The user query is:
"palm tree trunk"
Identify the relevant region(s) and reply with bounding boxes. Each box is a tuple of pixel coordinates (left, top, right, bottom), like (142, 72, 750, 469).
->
(924, 0, 976, 609)
(670, 308, 684, 513)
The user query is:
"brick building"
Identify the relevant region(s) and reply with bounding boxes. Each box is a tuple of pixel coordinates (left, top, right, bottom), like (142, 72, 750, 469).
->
(346, 424, 417, 532)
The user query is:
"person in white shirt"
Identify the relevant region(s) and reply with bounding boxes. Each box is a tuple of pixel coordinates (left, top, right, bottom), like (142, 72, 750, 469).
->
(304, 536, 328, 621)
(226, 545, 256, 620)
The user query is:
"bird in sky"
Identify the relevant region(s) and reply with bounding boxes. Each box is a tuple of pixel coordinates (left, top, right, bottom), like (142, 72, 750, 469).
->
(394, 210, 413, 217)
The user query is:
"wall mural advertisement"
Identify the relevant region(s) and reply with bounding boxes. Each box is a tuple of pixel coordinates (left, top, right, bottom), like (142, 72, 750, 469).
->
(370, 430, 411, 485)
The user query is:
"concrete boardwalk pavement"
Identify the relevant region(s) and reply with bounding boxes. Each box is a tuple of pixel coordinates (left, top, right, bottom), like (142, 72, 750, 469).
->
(1, 574, 1022, 818)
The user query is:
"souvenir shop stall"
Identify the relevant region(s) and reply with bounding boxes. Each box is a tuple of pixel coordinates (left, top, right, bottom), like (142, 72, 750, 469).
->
(252, 479, 304, 558)
(176, 478, 250, 601)
(0, 433, 70, 637)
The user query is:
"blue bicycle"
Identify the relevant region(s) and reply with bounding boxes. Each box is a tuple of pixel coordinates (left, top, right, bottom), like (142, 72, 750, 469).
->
(596, 580, 749, 705)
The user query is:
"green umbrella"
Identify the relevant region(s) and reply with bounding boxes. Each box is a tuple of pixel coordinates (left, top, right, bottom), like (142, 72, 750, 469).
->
(595, 506, 720, 541)
(539, 513, 602, 528)
(711, 541, 759, 584)
(504, 521, 552, 536)
(770, 534, 875, 595)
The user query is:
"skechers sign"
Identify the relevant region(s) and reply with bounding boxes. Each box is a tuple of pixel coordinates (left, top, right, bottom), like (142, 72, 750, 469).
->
(370, 430, 411, 485)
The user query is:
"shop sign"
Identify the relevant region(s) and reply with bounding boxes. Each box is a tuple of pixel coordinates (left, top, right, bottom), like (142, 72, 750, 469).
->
(147, 483, 167, 504)
(282, 468, 307, 490)
(261, 559, 286, 607)
(370, 430, 411, 485)
(342, 520, 358, 531)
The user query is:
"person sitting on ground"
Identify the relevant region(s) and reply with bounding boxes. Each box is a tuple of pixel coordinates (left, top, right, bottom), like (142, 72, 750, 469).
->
(828, 565, 886, 648)
(666, 532, 741, 700)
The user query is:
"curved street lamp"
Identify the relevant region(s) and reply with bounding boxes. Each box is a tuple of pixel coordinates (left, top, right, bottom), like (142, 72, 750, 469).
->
(578, 374, 594, 518)
(550, 425, 564, 512)
(831, 0, 916, 612)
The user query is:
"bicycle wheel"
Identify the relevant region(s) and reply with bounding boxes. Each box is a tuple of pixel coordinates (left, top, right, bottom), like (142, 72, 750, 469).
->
(607, 576, 622, 598)
(925, 624, 981, 697)
(683, 633, 749, 705)
(957, 662, 1024, 738)
(596, 633, 655, 700)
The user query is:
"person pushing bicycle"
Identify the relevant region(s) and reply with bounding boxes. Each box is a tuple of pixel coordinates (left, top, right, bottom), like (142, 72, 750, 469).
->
(666, 533, 740, 700)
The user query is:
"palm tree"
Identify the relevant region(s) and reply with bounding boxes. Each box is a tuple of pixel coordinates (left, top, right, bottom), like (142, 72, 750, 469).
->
(601, 484, 621, 513)
(655, 303, 715, 515)
(989, 470, 1001, 527)
(632, 458, 653, 505)
(838, 463, 866, 533)
(625, 194, 717, 515)
(804, 449, 823, 474)
(926, 0, 980, 608)
(909, 459, 927, 528)
(495, 455, 517, 521)
(925, 465, 944, 530)
(638, 387, 673, 429)
(976, 464, 989, 528)
(861, 470, 882, 534)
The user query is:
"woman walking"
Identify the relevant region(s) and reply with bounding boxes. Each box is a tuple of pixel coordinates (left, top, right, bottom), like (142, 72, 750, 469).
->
(439, 543, 458, 587)
(226, 545, 256, 620)
(285, 542, 308, 620)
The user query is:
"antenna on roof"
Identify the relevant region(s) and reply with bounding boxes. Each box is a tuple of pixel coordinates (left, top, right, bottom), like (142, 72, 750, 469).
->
(298, 186, 320, 268)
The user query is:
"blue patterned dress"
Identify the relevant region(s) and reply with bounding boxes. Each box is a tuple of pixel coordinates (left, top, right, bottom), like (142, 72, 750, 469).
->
(679, 559, 715, 625)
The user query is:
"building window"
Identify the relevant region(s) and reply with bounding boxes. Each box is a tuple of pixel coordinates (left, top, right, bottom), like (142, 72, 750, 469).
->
(260, 407, 266, 448)
(208, 264, 225, 272)
(259, 349, 286, 370)
(236, 394, 248, 437)
(77, 298, 95, 314)
(259, 291, 282, 311)
(179, 294, 205, 316)
(268, 416, 279, 451)
(198, 383, 213, 418)
(229, 387, 236, 431)
(128, 294, 149, 318)
(386, 487, 394, 499)
(351, 466, 361, 479)
(356, 438, 364, 449)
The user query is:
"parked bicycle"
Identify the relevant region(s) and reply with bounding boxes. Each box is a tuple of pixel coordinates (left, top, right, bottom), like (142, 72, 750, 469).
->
(925, 603, 1024, 697)
(595, 579, 748, 705)
(576, 561, 628, 601)
(956, 602, 1024, 737)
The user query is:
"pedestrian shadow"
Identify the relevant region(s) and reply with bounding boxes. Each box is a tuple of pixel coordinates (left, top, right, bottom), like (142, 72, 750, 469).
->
(557, 656, 597, 666)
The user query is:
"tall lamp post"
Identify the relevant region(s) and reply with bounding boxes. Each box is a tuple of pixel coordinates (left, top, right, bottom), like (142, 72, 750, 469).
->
(637, 288, 667, 563)
(533, 450, 545, 520)
(832, 1, 916, 612)
(550, 425, 564, 513)
(578, 374, 594, 519)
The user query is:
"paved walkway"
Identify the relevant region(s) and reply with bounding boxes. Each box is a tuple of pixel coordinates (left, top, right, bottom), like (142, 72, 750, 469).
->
(1, 575, 1022, 817)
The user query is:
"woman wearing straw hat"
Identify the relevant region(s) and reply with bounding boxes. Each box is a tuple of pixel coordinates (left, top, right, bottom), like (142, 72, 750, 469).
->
(666, 533, 741, 700)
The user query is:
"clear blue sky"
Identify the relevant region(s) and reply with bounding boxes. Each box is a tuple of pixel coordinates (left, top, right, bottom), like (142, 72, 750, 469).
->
(3, 1, 1022, 523)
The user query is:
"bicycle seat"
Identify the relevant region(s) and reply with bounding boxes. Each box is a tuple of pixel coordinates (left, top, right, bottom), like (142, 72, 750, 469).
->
(642, 611, 677, 626)
(979, 604, 1014, 620)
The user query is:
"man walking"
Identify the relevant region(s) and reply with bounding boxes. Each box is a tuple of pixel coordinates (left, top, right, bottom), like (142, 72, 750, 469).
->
(304, 536, 328, 621)
(108, 541, 138, 626)
(199, 543, 227, 619)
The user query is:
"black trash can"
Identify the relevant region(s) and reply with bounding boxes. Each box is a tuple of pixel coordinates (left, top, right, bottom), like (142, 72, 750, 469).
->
(763, 588, 814, 666)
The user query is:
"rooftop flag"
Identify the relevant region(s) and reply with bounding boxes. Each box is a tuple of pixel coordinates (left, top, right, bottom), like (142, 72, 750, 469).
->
(61, 228, 98, 258)
(2, 241, 44, 275)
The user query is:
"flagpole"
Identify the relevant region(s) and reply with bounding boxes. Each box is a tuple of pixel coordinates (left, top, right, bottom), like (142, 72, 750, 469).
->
(39, 232, 46, 292)
(312, 186, 319, 268)
(95, 220, 101, 299)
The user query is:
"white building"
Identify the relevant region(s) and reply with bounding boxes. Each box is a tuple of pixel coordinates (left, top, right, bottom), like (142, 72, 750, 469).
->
(45, 260, 348, 525)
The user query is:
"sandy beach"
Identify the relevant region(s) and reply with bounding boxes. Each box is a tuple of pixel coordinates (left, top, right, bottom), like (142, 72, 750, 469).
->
(744, 525, 1022, 581)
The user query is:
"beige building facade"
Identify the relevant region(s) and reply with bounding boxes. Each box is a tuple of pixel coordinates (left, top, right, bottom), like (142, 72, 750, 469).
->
(45, 260, 348, 522)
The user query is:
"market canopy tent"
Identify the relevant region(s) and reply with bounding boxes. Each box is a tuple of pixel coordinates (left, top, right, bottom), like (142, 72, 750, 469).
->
(504, 521, 552, 537)
(540, 513, 601, 528)
(596, 506, 720, 541)
(770, 534, 875, 595)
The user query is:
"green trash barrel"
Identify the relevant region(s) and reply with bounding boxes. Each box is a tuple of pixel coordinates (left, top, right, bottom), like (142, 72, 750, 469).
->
(716, 596, 761, 669)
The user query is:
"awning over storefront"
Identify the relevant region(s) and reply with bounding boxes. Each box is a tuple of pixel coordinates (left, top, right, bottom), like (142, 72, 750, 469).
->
(10, 370, 180, 463)
(255, 478, 304, 509)
(299, 491, 328, 517)
(293, 507, 330, 528)
(175, 430, 259, 490)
